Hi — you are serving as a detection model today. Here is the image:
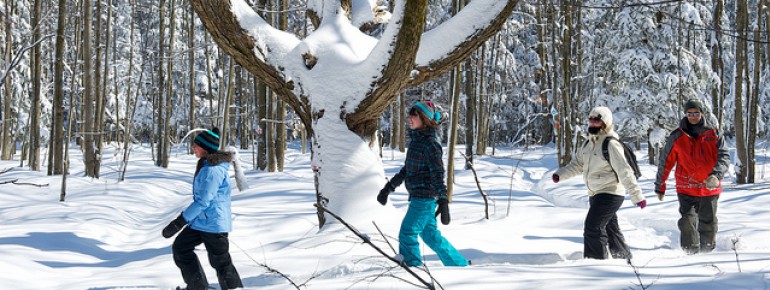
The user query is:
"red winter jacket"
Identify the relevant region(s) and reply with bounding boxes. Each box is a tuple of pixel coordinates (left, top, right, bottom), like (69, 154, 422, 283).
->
(654, 118, 730, 197)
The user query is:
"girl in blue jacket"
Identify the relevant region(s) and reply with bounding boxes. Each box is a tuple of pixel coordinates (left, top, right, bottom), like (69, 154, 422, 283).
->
(377, 101, 468, 267)
(162, 128, 243, 290)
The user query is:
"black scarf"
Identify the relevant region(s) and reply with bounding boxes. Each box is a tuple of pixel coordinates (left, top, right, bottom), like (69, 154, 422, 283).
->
(683, 118, 705, 138)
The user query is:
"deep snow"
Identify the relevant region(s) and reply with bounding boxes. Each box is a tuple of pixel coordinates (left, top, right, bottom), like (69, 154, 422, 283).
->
(0, 141, 768, 289)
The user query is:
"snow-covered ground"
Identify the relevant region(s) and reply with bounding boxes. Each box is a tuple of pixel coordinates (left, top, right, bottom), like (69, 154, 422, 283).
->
(1, 142, 769, 289)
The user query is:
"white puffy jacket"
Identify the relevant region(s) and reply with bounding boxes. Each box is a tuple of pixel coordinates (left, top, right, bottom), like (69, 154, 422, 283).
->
(554, 130, 645, 205)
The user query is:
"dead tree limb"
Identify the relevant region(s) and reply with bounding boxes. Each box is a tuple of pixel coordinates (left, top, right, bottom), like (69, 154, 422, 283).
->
(459, 152, 489, 219)
(315, 204, 437, 290)
(0, 179, 18, 184)
(230, 239, 309, 290)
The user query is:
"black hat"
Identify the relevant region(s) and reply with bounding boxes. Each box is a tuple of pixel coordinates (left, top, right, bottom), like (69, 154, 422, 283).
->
(684, 99, 705, 112)
(194, 127, 220, 153)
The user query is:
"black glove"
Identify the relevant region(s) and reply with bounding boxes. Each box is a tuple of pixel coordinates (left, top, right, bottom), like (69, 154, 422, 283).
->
(162, 214, 187, 238)
(377, 182, 395, 205)
(552, 174, 560, 183)
(435, 199, 451, 225)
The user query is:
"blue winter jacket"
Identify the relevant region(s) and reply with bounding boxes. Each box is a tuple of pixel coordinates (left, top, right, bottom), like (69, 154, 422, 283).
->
(182, 153, 233, 233)
(389, 128, 448, 200)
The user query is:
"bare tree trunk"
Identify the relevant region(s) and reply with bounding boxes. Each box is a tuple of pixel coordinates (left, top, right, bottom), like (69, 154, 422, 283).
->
(464, 58, 475, 169)
(257, 80, 267, 170)
(748, 9, 762, 183)
(161, 0, 177, 167)
(734, 0, 748, 184)
(154, 0, 167, 167)
(99, 0, 114, 148)
(446, 65, 462, 200)
(398, 92, 405, 152)
(559, 0, 574, 167)
(267, 91, 276, 172)
(239, 68, 248, 150)
(188, 2, 196, 153)
(1, 0, 13, 160)
(120, 0, 138, 182)
(82, 0, 98, 177)
(205, 33, 214, 112)
(28, 0, 43, 171)
(711, 0, 725, 128)
(221, 58, 235, 147)
(49, 0, 67, 175)
(390, 97, 400, 150)
(92, 0, 105, 176)
(274, 0, 288, 172)
(475, 43, 486, 156)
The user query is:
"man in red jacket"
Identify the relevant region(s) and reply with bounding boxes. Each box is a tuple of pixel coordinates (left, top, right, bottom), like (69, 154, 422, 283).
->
(654, 99, 730, 254)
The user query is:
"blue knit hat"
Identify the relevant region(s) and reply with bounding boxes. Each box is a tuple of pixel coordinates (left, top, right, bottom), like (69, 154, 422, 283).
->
(412, 100, 442, 122)
(194, 127, 220, 153)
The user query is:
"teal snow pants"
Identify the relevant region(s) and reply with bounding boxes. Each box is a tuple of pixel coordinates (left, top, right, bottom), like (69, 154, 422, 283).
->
(398, 197, 468, 267)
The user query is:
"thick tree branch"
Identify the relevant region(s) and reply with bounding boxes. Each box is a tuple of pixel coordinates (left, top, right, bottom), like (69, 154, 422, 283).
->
(408, 0, 518, 87)
(189, 0, 313, 133)
(346, 0, 427, 136)
(348, 0, 517, 136)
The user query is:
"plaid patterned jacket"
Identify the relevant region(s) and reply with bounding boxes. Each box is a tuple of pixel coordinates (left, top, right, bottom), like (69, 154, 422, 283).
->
(389, 128, 448, 200)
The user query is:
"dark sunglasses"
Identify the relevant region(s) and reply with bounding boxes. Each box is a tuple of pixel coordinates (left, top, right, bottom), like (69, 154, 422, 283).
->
(686, 112, 701, 117)
(588, 116, 602, 122)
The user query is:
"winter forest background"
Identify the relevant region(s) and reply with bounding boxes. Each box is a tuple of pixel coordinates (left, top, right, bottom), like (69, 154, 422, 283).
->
(1, 0, 770, 289)
(2, 0, 769, 186)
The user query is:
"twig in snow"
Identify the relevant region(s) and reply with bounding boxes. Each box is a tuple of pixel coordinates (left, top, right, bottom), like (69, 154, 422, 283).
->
(315, 203, 438, 290)
(627, 258, 651, 290)
(373, 221, 397, 255)
(0, 179, 49, 187)
(731, 234, 742, 272)
(0, 167, 12, 175)
(12, 180, 49, 187)
(230, 239, 310, 289)
(459, 151, 489, 219)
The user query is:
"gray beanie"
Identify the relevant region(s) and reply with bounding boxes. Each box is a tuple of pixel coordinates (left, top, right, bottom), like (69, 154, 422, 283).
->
(684, 99, 705, 112)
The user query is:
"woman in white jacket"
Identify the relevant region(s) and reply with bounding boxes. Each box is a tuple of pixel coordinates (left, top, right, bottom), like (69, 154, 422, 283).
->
(552, 106, 646, 260)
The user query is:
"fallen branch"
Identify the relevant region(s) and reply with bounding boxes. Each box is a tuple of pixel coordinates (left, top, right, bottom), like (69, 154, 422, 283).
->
(315, 204, 437, 290)
(0, 179, 17, 184)
(231, 239, 312, 289)
(459, 152, 489, 219)
(0, 167, 12, 175)
(13, 180, 49, 187)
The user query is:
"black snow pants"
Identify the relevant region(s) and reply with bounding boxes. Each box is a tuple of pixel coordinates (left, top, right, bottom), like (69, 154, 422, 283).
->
(584, 193, 631, 260)
(172, 227, 243, 290)
(677, 193, 719, 254)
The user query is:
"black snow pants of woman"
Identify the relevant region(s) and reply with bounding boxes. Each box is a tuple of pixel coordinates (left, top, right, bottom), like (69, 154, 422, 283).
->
(584, 193, 631, 260)
(172, 227, 243, 290)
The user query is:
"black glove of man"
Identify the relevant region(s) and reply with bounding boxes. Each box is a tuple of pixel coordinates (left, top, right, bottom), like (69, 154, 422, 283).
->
(377, 182, 395, 205)
(162, 214, 187, 238)
(435, 199, 451, 225)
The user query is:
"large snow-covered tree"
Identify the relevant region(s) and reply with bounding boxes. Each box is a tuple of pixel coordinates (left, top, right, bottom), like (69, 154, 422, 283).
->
(189, 0, 517, 222)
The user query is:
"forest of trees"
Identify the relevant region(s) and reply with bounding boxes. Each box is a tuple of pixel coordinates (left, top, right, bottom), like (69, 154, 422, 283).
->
(1, 0, 768, 190)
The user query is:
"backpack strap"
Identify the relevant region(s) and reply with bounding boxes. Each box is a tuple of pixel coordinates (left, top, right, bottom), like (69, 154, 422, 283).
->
(601, 136, 616, 162)
(602, 136, 619, 180)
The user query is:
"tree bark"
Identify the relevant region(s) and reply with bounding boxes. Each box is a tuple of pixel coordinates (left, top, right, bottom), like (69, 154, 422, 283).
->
(28, 0, 42, 171)
(50, 0, 67, 175)
(82, 0, 98, 177)
(711, 0, 725, 128)
(1, 0, 13, 160)
(447, 65, 462, 199)
(464, 58, 475, 169)
(188, 2, 196, 153)
(154, 0, 167, 167)
(734, 0, 747, 184)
